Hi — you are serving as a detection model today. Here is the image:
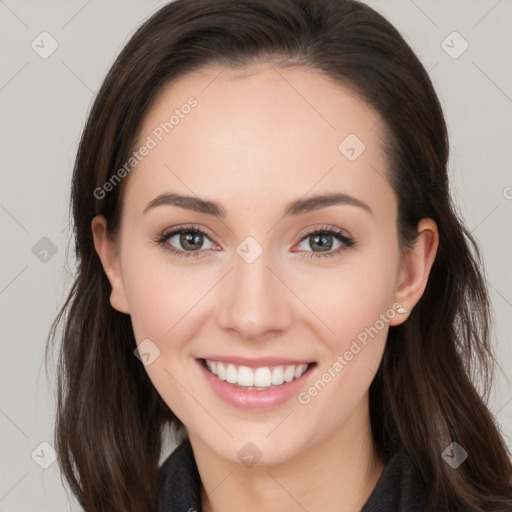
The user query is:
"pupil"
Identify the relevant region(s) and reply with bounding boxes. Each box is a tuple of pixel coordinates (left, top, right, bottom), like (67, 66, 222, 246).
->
(181, 232, 202, 251)
(312, 234, 332, 252)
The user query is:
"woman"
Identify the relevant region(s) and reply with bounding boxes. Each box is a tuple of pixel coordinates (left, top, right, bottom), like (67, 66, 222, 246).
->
(46, 0, 512, 510)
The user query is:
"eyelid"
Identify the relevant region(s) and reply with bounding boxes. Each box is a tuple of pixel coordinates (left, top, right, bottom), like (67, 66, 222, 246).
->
(159, 223, 219, 244)
(295, 223, 353, 241)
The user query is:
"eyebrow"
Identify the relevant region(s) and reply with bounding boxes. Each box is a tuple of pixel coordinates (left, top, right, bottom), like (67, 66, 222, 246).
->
(142, 191, 373, 217)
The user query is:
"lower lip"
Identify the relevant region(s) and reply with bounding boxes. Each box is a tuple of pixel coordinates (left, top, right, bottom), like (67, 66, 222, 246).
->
(196, 359, 316, 411)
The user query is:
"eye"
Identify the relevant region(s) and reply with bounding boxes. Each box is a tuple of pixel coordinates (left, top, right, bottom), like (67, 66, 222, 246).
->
(154, 224, 356, 259)
(154, 225, 217, 258)
(294, 226, 356, 259)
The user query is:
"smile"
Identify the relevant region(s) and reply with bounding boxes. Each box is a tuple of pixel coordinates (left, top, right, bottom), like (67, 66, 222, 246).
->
(204, 359, 310, 390)
(197, 358, 317, 410)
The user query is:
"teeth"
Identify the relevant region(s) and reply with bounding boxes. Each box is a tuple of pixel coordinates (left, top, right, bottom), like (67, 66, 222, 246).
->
(238, 366, 254, 386)
(205, 360, 309, 389)
(284, 365, 295, 383)
(271, 367, 285, 385)
(225, 364, 237, 384)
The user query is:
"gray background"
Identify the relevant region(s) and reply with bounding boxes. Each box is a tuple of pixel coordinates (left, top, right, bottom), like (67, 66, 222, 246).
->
(1, 1, 511, 510)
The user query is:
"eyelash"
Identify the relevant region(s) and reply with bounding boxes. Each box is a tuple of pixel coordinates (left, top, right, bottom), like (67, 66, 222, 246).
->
(153, 224, 356, 260)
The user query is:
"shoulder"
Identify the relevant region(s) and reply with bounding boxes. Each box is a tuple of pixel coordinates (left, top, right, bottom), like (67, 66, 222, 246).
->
(361, 449, 429, 512)
(157, 439, 202, 512)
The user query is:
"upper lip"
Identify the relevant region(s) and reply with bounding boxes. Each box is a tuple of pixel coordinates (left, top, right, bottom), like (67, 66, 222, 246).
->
(199, 356, 314, 368)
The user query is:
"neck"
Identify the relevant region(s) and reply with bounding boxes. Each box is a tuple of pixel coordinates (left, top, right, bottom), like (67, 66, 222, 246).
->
(190, 399, 386, 512)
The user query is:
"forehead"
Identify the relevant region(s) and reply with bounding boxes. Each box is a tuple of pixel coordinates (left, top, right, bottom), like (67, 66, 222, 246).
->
(122, 63, 394, 220)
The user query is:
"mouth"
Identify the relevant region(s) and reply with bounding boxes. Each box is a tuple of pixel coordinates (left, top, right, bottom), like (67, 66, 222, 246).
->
(200, 358, 315, 391)
(196, 355, 318, 409)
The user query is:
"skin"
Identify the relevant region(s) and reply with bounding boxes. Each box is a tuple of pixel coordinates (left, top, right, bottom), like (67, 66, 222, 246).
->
(92, 63, 438, 512)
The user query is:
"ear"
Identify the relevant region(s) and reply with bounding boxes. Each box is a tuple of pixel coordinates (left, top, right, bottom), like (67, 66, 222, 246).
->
(91, 215, 130, 314)
(389, 218, 439, 326)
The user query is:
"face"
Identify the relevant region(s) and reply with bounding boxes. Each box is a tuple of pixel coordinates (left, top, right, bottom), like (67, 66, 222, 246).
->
(93, 63, 434, 466)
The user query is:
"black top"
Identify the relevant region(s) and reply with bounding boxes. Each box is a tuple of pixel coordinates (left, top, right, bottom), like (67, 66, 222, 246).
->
(157, 439, 429, 511)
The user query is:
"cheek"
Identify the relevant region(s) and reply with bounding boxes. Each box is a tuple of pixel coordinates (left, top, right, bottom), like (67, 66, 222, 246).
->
(300, 242, 400, 349)
(120, 243, 208, 422)
(121, 239, 209, 343)
(327, 272, 396, 349)
(295, 269, 396, 429)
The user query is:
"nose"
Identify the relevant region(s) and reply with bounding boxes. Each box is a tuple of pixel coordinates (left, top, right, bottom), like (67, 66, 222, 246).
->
(216, 248, 294, 341)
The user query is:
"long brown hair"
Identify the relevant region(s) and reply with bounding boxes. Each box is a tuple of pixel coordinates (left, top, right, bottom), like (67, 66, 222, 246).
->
(46, 0, 512, 510)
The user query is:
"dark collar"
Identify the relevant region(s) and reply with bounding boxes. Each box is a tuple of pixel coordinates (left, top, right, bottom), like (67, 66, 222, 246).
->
(157, 439, 428, 512)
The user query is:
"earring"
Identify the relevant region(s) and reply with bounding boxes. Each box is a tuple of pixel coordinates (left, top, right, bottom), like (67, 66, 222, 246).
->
(396, 305, 407, 314)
